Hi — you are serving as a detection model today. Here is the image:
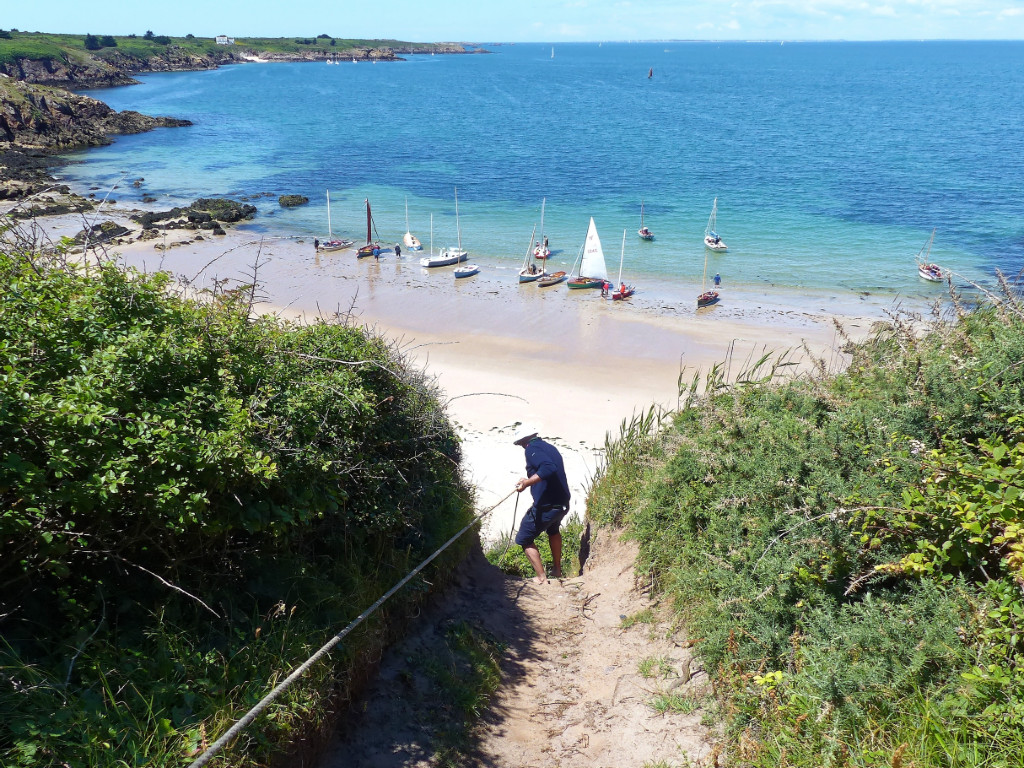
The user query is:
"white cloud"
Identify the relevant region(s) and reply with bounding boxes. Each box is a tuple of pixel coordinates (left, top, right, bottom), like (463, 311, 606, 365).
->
(871, 5, 897, 15)
(726, 18, 742, 28)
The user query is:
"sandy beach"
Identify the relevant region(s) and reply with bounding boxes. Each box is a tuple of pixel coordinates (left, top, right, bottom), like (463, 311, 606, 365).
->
(11, 206, 899, 543)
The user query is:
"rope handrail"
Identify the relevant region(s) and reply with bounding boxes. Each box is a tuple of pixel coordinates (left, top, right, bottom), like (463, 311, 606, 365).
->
(187, 489, 515, 768)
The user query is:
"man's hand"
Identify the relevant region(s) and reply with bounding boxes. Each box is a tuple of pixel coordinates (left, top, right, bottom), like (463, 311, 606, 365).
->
(515, 476, 532, 493)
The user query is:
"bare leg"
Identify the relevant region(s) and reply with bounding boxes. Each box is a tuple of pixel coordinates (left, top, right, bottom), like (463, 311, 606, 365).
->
(549, 533, 563, 578)
(522, 545, 547, 584)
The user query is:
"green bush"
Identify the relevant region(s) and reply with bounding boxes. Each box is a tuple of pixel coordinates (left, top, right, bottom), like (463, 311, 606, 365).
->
(589, 290, 1024, 767)
(0, 236, 473, 767)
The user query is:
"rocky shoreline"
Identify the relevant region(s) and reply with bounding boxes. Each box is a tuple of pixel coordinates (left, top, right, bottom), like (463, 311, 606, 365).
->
(0, 38, 475, 203)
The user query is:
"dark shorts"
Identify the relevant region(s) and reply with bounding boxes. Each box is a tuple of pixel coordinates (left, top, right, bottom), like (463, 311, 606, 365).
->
(515, 504, 568, 546)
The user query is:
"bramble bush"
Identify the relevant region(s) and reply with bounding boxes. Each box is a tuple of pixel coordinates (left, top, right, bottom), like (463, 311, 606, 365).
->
(589, 285, 1024, 767)
(0, 232, 473, 767)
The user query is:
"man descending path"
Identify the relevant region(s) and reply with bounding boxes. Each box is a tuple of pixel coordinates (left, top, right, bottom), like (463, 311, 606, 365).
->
(513, 424, 571, 584)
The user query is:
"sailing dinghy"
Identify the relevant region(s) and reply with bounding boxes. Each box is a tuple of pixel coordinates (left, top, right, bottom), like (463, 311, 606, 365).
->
(318, 190, 351, 251)
(916, 229, 944, 282)
(356, 199, 382, 258)
(403, 197, 422, 251)
(638, 199, 654, 241)
(568, 217, 610, 290)
(703, 197, 727, 251)
(609, 230, 635, 300)
(533, 198, 551, 259)
(420, 188, 468, 267)
(697, 239, 719, 307)
(519, 224, 545, 283)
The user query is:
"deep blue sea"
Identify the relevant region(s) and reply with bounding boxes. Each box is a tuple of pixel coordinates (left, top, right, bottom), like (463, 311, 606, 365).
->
(61, 41, 1024, 299)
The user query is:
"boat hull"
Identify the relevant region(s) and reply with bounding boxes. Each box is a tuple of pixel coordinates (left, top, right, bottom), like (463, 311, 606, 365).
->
(638, 229, 654, 241)
(357, 244, 380, 258)
(454, 265, 480, 278)
(537, 271, 567, 287)
(918, 264, 943, 282)
(403, 233, 422, 250)
(519, 269, 544, 283)
(420, 248, 468, 268)
(704, 237, 727, 251)
(319, 239, 351, 252)
(567, 277, 605, 290)
(697, 290, 720, 307)
(612, 287, 635, 300)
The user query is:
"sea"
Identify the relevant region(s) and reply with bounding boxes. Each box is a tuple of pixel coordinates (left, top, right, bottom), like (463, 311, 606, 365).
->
(59, 41, 1024, 301)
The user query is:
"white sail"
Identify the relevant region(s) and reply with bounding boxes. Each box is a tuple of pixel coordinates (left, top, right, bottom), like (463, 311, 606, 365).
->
(579, 217, 609, 280)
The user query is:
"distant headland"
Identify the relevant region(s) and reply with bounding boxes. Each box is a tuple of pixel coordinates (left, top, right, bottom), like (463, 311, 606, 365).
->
(0, 29, 480, 200)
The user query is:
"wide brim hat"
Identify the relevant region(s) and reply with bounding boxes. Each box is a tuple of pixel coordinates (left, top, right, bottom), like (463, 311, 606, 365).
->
(512, 424, 539, 445)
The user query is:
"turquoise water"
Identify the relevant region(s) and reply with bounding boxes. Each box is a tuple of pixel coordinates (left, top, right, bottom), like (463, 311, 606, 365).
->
(62, 42, 1024, 298)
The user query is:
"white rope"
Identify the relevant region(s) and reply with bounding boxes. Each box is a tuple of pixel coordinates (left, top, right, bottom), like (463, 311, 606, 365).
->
(187, 490, 514, 768)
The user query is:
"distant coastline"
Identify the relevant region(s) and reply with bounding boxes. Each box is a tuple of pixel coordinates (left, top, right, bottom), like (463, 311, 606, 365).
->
(0, 30, 479, 202)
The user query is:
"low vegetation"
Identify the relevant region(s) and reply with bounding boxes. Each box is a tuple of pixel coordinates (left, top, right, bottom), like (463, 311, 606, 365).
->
(589, 284, 1024, 766)
(0, 219, 474, 767)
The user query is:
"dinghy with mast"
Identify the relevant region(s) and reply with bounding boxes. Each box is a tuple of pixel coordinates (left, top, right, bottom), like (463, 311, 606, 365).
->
(519, 224, 545, 283)
(568, 217, 610, 290)
(420, 187, 469, 268)
(533, 197, 551, 259)
(318, 190, 352, 252)
(703, 197, 727, 251)
(356, 199, 382, 258)
(697, 241, 720, 307)
(609, 230, 635, 300)
(403, 197, 422, 251)
(638, 199, 654, 241)
(916, 228, 944, 282)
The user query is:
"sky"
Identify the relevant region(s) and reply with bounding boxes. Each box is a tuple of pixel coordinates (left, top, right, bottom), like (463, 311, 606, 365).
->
(2, 0, 1022, 41)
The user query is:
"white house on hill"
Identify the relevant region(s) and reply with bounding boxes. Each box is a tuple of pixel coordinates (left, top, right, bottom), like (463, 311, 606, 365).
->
(215, 35, 235, 45)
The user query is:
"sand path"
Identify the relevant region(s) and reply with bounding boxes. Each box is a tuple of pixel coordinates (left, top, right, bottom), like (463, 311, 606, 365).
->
(319, 527, 714, 767)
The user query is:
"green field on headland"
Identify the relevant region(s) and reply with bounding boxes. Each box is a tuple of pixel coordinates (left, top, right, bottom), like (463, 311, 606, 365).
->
(0, 224, 475, 767)
(589, 289, 1024, 766)
(0, 28, 465, 68)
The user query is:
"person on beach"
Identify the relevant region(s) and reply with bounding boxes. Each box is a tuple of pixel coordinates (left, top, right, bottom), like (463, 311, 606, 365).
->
(513, 425, 571, 584)
(314, 238, 320, 252)
(714, 273, 721, 288)
(395, 243, 401, 259)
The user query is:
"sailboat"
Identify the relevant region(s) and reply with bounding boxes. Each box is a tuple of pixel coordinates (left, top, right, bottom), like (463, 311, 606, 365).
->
(916, 228, 944, 282)
(356, 199, 382, 258)
(519, 224, 544, 283)
(403, 198, 422, 251)
(318, 190, 351, 252)
(609, 230, 635, 300)
(551, 46, 555, 59)
(648, 67, 653, 79)
(568, 217, 610, 290)
(638, 199, 654, 241)
(420, 188, 468, 267)
(697, 243, 720, 307)
(534, 197, 551, 259)
(704, 197, 727, 251)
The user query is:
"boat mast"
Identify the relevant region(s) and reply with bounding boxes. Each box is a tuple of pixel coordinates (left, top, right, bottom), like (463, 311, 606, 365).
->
(618, 230, 626, 285)
(454, 187, 462, 251)
(539, 197, 546, 249)
(405, 197, 410, 234)
(640, 199, 644, 230)
(326, 190, 333, 239)
(364, 199, 372, 245)
(430, 213, 433, 256)
(523, 224, 537, 271)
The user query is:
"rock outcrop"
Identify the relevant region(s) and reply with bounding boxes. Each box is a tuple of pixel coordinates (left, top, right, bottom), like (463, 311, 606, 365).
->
(0, 79, 191, 151)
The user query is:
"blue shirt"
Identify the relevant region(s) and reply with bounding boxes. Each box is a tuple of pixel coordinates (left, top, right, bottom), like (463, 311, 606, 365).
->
(524, 438, 571, 509)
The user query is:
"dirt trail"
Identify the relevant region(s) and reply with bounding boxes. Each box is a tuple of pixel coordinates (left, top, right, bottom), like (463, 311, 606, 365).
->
(318, 527, 715, 767)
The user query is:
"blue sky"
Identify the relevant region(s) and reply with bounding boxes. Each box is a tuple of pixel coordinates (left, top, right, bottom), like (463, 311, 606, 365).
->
(3, 0, 1022, 41)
